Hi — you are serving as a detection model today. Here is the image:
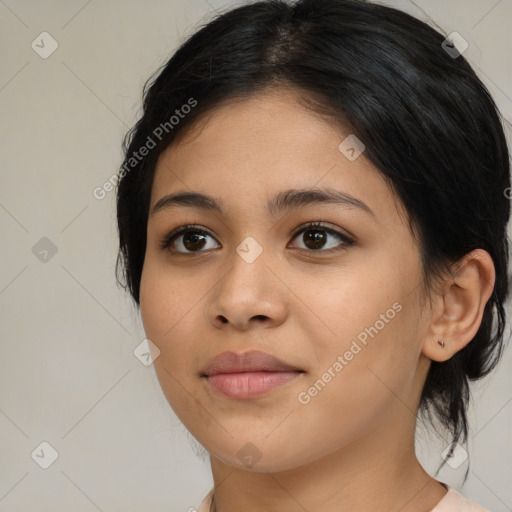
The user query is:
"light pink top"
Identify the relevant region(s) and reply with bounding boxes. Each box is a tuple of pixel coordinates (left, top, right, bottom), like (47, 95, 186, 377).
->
(196, 484, 489, 511)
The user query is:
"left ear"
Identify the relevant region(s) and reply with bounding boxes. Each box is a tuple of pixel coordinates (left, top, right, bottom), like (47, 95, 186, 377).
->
(422, 249, 496, 362)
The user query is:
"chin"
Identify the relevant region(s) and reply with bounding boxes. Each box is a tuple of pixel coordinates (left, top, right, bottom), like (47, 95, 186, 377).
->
(205, 437, 312, 473)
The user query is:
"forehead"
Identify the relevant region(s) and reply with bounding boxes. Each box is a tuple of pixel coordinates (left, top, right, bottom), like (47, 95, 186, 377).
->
(151, 89, 402, 223)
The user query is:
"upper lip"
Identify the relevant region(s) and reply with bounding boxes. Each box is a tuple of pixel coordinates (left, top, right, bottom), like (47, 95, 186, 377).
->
(201, 350, 304, 376)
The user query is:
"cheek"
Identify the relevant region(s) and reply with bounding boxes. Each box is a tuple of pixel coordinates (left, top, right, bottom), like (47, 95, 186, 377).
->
(283, 301, 421, 465)
(139, 269, 197, 409)
(139, 259, 217, 380)
(140, 260, 199, 345)
(296, 267, 406, 360)
(140, 264, 203, 419)
(297, 269, 422, 415)
(312, 242, 423, 365)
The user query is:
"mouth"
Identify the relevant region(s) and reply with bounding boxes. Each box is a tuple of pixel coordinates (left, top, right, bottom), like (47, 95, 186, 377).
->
(201, 350, 305, 399)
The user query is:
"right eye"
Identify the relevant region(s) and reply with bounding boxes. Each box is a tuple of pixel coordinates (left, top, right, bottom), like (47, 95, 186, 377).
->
(160, 225, 221, 254)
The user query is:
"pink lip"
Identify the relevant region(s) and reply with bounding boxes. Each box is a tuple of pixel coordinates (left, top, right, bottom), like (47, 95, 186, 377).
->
(201, 350, 304, 399)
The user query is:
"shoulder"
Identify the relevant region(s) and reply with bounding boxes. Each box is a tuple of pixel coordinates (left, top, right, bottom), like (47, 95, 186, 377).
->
(431, 485, 490, 512)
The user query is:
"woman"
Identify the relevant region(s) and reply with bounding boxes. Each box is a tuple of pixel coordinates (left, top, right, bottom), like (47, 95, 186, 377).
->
(115, 0, 511, 510)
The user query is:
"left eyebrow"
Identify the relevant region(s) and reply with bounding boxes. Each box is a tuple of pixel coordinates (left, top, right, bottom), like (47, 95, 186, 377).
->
(150, 187, 375, 218)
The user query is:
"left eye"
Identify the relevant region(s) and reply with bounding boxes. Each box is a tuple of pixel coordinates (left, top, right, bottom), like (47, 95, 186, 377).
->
(288, 222, 353, 252)
(161, 222, 353, 254)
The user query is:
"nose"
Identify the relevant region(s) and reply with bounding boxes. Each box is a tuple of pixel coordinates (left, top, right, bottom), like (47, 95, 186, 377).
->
(207, 245, 288, 331)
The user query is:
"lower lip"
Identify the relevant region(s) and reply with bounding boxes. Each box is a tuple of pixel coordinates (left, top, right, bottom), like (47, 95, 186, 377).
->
(204, 371, 302, 399)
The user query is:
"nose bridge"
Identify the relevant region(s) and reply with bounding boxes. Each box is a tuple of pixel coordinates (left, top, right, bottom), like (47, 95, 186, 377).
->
(208, 235, 286, 329)
(219, 235, 270, 304)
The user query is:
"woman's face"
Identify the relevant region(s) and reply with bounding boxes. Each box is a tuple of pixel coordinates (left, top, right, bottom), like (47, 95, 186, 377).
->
(140, 88, 432, 472)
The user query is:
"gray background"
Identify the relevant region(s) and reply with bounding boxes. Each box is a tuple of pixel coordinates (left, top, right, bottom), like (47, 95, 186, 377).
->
(1, 0, 511, 511)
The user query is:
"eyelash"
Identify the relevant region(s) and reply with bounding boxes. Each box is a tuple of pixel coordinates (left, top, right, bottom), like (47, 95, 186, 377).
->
(159, 221, 354, 255)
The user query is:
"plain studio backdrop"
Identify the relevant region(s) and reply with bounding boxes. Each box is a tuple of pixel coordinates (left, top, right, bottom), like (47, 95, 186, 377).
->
(0, 0, 511, 511)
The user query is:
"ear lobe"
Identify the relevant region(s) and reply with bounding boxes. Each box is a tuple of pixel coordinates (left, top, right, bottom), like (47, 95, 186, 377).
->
(421, 249, 495, 362)
(422, 337, 453, 363)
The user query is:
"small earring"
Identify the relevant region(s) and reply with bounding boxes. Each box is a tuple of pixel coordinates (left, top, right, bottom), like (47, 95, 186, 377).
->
(438, 340, 445, 348)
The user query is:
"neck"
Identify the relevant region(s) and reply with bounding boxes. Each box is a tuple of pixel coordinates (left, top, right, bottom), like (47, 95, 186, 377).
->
(209, 440, 446, 512)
